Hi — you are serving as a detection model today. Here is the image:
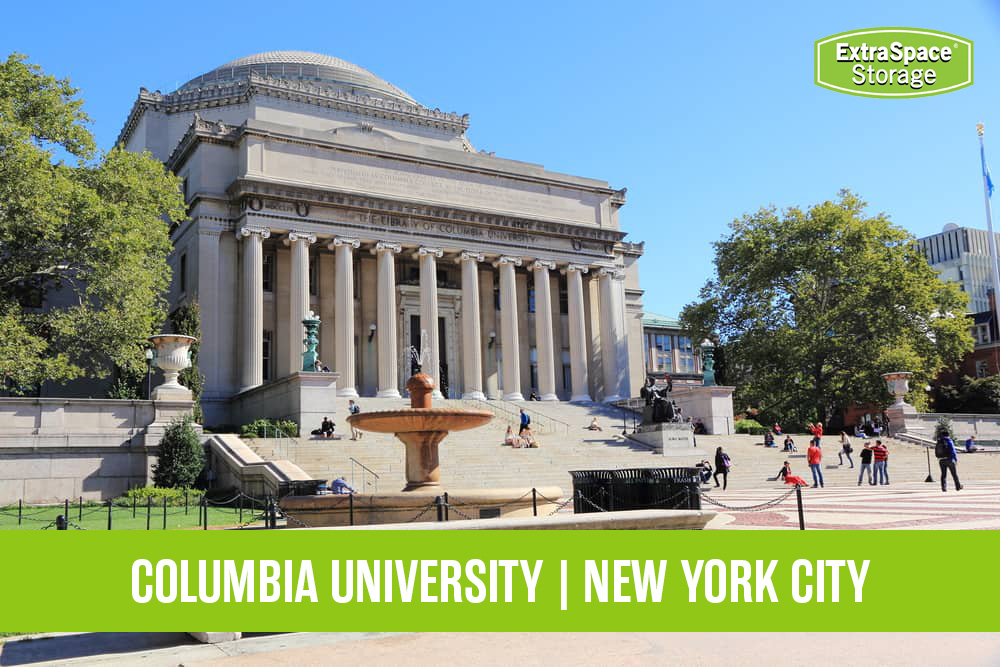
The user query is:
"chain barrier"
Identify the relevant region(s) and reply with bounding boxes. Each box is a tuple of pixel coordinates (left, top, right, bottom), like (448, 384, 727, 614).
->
(444, 489, 533, 511)
(547, 496, 574, 516)
(442, 502, 476, 520)
(577, 491, 608, 512)
(404, 501, 438, 523)
(699, 488, 796, 512)
(67, 521, 87, 530)
(280, 510, 311, 529)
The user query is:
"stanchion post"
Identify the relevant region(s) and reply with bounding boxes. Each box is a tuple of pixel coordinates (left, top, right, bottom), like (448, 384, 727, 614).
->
(444, 492, 450, 521)
(239, 494, 243, 524)
(796, 485, 805, 531)
(203, 497, 208, 530)
(349, 492, 354, 526)
(146, 497, 152, 531)
(925, 447, 934, 483)
(436, 495, 444, 522)
(18, 499, 22, 526)
(162, 496, 167, 530)
(107, 499, 112, 530)
(132, 496, 136, 518)
(185, 490, 189, 515)
(79, 496, 82, 521)
(532, 487, 538, 517)
(64, 499, 68, 521)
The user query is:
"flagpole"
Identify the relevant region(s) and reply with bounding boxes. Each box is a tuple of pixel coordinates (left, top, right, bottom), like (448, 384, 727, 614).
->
(978, 123, 1000, 369)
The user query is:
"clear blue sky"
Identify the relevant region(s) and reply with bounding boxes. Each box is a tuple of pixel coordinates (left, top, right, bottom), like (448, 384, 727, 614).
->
(3, 1, 998, 317)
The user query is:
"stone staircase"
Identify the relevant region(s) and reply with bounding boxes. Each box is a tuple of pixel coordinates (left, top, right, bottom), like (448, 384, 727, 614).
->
(244, 400, 1000, 494)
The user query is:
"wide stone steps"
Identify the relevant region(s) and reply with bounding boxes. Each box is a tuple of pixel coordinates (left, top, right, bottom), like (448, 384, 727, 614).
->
(244, 399, 1000, 491)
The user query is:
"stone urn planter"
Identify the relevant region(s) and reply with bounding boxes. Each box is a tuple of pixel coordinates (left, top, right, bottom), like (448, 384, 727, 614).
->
(149, 334, 197, 400)
(881, 371, 913, 405)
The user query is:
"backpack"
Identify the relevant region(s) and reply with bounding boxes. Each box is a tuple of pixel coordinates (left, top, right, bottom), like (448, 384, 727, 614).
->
(934, 438, 950, 459)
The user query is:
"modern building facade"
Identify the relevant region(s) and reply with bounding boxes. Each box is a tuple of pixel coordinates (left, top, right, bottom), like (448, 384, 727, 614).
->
(118, 52, 646, 426)
(640, 313, 703, 387)
(917, 223, 1000, 313)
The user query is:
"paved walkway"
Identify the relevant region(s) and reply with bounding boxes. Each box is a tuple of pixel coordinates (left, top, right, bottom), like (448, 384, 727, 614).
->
(2, 632, 998, 666)
(704, 482, 1000, 530)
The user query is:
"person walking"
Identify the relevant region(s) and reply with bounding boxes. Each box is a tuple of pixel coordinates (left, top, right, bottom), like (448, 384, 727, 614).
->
(935, 431, 963, 492)
(348, 399, 362, 440)
(807, 439, 824, 488)
(518, 408, 531, 435)
(858, 442, 875, 486)
(713, 446, 731, 490)
(872, 439, 889, 485)
(838, 432, 854, 468)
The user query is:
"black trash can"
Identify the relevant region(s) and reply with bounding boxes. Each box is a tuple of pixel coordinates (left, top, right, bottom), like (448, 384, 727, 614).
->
(570, 467, 701, 513)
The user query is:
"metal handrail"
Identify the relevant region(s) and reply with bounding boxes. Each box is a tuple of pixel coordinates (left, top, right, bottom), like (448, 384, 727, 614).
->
(349, 457, 379, 494)
(467, 398, 569, 435)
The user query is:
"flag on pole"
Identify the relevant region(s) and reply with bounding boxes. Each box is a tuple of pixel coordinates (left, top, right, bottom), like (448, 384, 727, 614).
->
(982, 144, 994, 198)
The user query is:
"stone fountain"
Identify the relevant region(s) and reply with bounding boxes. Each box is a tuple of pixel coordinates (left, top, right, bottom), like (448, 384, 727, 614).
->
(279, 332, 564, 525)
(348, 372, 492, 491)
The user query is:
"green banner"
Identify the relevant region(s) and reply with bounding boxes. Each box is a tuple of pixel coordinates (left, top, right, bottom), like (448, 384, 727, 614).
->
(1, 531, 996, 632)
(815, 28, 973, 98)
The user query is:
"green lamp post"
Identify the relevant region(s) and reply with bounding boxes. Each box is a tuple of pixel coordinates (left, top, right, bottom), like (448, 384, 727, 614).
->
(700, 339, 716, 386)
(302, 311, 321, 372)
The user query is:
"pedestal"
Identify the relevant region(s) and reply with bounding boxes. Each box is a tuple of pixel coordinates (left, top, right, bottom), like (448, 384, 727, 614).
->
(885, 401, 919, 436)
(669, 385, 736, 435)
(628, 423, 706, 457)
(230, 371, 339, 434)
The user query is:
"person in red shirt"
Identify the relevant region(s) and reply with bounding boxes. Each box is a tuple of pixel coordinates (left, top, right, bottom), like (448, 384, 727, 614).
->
(807, 440, 824, 488)
(872, 439, 889, 485)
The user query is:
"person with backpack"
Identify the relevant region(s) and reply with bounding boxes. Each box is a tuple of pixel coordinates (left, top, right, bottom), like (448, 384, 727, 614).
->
(713, 446, 731, 490)
(858, 442, 875, 486)
(935, 431, 963, 492)
(807, 439, 824, 488)
(348, 399, 362, 440)
(518, 408, 531, 435)
(838, 432, 854, 468)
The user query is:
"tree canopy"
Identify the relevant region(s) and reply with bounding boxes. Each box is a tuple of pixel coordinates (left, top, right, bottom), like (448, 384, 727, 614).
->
(0, 53, 185, 393)
(680, 190, 973, 427)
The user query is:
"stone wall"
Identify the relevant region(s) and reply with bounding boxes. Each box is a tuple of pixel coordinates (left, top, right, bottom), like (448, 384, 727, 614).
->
(0, 398, 160, 504)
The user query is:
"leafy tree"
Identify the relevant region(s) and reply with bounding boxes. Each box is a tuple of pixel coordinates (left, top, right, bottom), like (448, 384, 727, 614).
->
(933, 375, 1000, 414)
(681, 190, 973, 426)
(152, 415, 205, 488)
(0, 53, 185, 393)
(934, 416, 954, 441)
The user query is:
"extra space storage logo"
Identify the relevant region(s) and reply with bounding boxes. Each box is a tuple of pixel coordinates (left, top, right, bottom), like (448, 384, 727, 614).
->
(815, 28, 972, 98)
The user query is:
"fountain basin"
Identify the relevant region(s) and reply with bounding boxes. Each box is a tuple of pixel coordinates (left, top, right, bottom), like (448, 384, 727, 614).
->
(346, 408, 493, 434)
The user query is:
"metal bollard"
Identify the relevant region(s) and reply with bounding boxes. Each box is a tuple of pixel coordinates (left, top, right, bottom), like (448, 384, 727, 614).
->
(203, 498, 208, 530)
(443, 492, 450, 521)
(162, 496, 168, 530)
(64, 499, 69, 522)
(18, 499, 22, 526)
(532, 488, 537, 517)
(435, 495, 444, 522)
(146, 497, 152, 531)
(79, 496, 83, 521)
(349, 492, 354, 526)
(56, 514, 67, 530)
(132, 496, 136, 518)
(796, 485, 806, 531)
(107, 499, 112, 530)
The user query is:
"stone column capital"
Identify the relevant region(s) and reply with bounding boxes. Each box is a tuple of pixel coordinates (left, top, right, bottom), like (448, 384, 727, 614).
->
(458, 251, 485, 264)
(597, 267, 625, 280)
(531, 259, 557, 272)
(493, 255, 522, 268)
(563, 263, 590, 275)
(415, 246, 443, 259)
(237, 225, 271, 240)
(328, 237, 361, 250)
(372, 241, 402, 255)
(284, 231, 317, 246)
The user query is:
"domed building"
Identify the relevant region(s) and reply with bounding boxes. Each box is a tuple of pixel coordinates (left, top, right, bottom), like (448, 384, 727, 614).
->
(118, 51, 646, 427)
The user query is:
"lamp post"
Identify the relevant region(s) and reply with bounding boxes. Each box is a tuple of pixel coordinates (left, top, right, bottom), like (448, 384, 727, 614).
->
(145, 348, 154, 399)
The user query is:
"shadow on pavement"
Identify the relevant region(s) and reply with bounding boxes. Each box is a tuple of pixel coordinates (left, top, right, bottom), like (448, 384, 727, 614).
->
(0, 632, 195, 665)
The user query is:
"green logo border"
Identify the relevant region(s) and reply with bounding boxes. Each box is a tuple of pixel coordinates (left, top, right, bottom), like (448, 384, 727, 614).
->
(814, 27, 973, 99)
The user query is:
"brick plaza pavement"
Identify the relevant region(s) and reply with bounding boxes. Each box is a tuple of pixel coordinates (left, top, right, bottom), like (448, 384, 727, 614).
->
(703, 481, 1000, 530)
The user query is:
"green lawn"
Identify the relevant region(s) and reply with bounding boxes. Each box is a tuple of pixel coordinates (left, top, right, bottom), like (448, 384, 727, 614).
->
(0, 503, 269, 531)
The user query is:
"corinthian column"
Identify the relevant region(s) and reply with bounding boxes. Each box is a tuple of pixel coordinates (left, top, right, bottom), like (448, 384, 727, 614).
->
(330, 237, 360, 398)
(285, 231, 315, 373)
(238, 225, 270, 392)
(373, 242, 402, 398)
(494, 255, 524, 401)
(417, 247, 444, 398)
(598, 267, 626, 402)
(531, 259, 558, 401)
(459, 252, 485, 400)
(564, 264, 591, 402)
